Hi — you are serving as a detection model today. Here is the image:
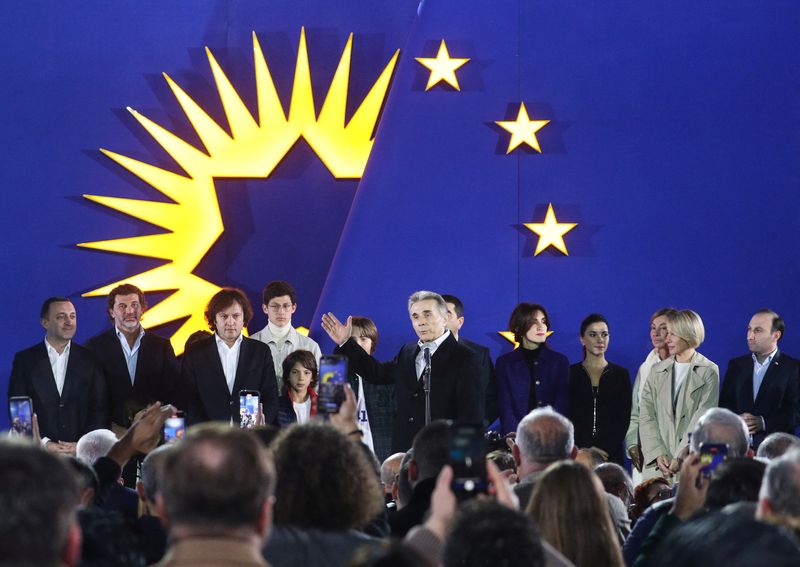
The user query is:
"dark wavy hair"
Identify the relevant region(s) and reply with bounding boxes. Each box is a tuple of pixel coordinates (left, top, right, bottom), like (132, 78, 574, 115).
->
(204, 287, 253, 331)
(271, 422, 383, 530)
(509, 302, 550, 344)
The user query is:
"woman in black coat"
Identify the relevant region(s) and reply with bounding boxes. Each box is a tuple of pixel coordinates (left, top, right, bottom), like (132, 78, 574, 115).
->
(568, 314, 632, 466)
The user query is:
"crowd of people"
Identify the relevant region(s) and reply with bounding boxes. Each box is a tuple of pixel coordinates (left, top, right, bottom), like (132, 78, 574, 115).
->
(4, 282, 800, 565)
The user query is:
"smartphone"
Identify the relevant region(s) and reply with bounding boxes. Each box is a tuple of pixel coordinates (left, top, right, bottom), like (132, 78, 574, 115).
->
(449, 423, 488, 499)
(8, 396, 34, 437)
(699, 443, 728, 478)
(318, 355, 348, 414)
(164, 412, 185, 443)
(239, 390, 260, 429)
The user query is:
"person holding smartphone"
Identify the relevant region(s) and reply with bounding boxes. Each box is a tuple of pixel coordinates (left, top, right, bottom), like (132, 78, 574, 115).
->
(276, 350, 318, 427)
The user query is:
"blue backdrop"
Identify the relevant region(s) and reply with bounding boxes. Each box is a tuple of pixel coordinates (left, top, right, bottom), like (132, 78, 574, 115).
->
(3, 1, 799, 429)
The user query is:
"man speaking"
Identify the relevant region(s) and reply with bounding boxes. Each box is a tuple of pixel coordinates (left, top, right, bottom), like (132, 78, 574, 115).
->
(322, 290, 483, 452)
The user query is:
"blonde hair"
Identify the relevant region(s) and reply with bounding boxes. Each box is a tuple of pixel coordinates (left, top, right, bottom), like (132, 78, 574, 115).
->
(667, 309, 705, 348)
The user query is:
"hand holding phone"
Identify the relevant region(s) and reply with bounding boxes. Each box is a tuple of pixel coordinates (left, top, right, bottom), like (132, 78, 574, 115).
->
(318, 355, 348, 415)
(8, 397, 34, 438)
(164, 412, 185, 443)
(239, 390, 260, 429)
(448, 423, 488, 500)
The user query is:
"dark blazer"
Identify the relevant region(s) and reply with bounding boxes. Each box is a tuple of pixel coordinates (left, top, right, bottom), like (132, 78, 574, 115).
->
(347, 370, 396, 463)
(720, 351, 800, 447)
(496, 346, 570, 435)
(460, 337, 498, 423)
(336, 333, 484, 453)
(567, 362, 632, 465)
(181, 335, 278, 427)
(86, 328, 180, 427)
(8, 341, 108, 442)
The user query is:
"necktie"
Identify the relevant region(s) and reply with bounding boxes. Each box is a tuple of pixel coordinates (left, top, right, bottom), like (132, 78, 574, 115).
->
(420, 346, 431, 385)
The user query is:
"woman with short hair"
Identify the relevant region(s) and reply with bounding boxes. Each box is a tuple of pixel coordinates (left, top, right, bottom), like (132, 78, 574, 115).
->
(639, 309, 720, 481)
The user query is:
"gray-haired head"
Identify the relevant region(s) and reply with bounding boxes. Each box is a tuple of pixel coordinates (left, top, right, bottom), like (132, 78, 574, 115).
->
(758, 448, 800, 519)
(76, 429, 118, 465)
(407, 290, 449, 318)
(515, 406, 574, 464)
(140, 444, 175, 503)
(757, 433, 800, 461)
(689, 407, 750, 458)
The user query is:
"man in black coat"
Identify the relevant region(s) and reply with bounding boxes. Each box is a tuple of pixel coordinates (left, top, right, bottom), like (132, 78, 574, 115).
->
(181, 288, 278, 427)
(720, 309, 800, 448)
(322, 290, 484, 453)
(442, 294, 498, 423)
(86, 284, 180, 431)
(8, 297, 108, 452)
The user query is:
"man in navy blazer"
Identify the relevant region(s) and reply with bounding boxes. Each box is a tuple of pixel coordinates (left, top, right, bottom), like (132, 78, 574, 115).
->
(181, 288, 278, 427)
(87, 284, 180, 430)
(8, 297, 108, 452)
(322, 290, 484, 453)
(720, 309, 800, 448)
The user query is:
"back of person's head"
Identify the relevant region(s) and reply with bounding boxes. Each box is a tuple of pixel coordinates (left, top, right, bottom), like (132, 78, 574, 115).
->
(67, 456, 99, 507)
(271, 422, 383, 530)
(515, 407, 574, 465)
(705, 458, 766, 510)
(76, 429, 118, 465)
(349, 540, 431, 567)
(527, 461, 623, 567)
(397, 450, 414, 509)
(758, 448, 800, 523)
(650, 511, 800, 567)
(758, 433, 800, 460)
(575, 447, 607, 469)
(487, 449, 516, 472)
(444, 500, 545, 567)
(0, 441, 81, 567)
(410, 421, 449, 482)
(159, 424, 274, 533)
(594, 463, 633, 504)
(77, 507, 146, 567)
(139, 444, 174, 505)
(380, 452, 405, 493)
(689, 407, 750, 458)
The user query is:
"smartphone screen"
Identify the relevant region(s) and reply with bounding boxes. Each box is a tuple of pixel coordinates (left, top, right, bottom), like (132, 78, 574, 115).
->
(449, 423, 488, 499)
(699, 443, 728, 477)
(9, 397, 33, 437)
(239, 390, 260, 429)
(318, 355, 348, 414)
(164, 412, 185, 443)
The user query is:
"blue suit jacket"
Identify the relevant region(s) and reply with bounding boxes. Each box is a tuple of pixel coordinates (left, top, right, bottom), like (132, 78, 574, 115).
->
(496, 346, 569, 434)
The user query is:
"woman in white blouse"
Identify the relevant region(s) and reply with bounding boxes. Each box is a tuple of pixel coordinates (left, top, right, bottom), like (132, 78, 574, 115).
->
(639, 309, 719, 481)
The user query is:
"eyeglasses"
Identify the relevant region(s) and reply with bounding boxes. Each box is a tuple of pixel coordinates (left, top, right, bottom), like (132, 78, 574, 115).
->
(267, 303, 293, 311)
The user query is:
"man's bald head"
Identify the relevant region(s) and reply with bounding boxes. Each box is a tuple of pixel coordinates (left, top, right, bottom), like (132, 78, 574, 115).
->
(515, 407, 575, 472)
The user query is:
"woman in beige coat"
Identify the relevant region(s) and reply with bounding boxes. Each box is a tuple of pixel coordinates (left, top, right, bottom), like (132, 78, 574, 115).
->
(639, 309, 719, 481)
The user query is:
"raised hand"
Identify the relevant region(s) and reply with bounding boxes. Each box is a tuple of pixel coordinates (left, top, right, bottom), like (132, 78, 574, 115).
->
(321, 312, 352, 345)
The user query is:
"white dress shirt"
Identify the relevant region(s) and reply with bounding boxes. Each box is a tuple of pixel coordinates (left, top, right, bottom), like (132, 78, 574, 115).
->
(44, 339, 70, 396)
(215, 333, 243, 394)
(415, 330, 451, 379)
(116, 327, 145, 384)
(752, 348, 778, 401)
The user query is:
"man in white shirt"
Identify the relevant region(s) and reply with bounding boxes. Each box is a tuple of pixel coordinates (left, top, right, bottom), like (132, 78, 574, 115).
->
(181, 288, 278, 426)
(250, 280, 321, 391)
(720, 309, 800, 449)
(8, 297, 108, 453)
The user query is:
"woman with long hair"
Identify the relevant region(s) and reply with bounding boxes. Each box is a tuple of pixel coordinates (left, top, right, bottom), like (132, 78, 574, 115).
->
(496, 303, 569, 434)
(567, 313, 632, 466)
(527, 461, 624, 567)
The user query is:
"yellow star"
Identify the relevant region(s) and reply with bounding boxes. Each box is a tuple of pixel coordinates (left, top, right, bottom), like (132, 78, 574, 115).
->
(524, 203, 578, 256)
(415, 40, 470, 91)
(495, 102, 550, 153)
(499, 330, 553, 349)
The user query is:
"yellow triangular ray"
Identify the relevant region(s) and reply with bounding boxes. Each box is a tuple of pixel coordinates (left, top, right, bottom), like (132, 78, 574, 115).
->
(128, 108, 211, 176)
(347, 49, 399, 138)
(205, 47, 259, 139)
(317, 33, 353, 130)
(163, 74, 233, 157)
(253, 32, 290, 128)
(99, 149, 194, 204)
(288, 27, 316, 129)
(82, 195, 183, 231)
(78, 233, 183, 261)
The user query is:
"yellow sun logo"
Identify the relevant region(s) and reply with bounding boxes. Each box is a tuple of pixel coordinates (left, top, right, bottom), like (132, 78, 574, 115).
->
(78, 29, 399, 354)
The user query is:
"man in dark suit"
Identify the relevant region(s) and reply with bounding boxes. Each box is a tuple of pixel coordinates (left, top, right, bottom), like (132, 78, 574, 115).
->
(182, 288, 278, 427)
(87, 284, 180, 432)
(322, 290, 484, 453)
(442, 294, 498, 423)
(8, 297, 108, 453)
(720, 309, 800, 448)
